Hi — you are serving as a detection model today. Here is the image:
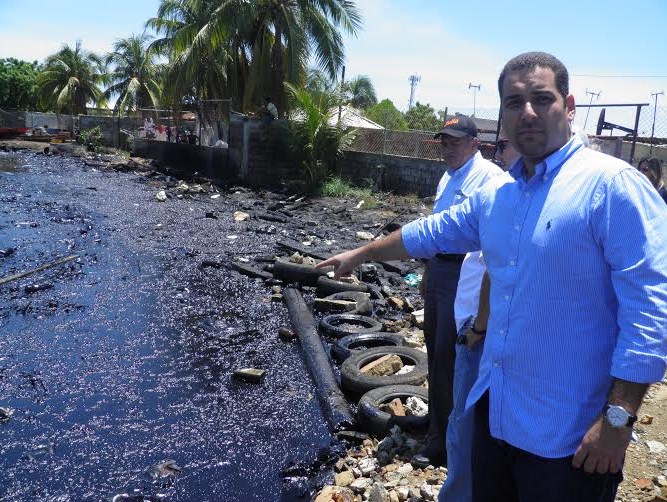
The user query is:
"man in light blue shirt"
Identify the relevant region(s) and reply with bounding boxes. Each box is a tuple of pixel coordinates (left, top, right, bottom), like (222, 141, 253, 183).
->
(412, 116, 501, 468)
(319, 52, 667, 501)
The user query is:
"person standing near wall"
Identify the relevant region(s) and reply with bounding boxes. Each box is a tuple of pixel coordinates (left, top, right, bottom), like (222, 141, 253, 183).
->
(412, 115, 502, 468)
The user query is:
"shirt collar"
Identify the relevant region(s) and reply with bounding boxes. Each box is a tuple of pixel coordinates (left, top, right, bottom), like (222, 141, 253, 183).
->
(512, 134, 584, 180)
(447, 151, 479, 177)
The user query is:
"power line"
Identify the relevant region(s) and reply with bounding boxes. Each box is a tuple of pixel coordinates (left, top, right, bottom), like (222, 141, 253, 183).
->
(572, 74, 667, 78)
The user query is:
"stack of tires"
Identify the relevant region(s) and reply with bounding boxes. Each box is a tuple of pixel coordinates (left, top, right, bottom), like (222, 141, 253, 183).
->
(318, 290, 429, 437)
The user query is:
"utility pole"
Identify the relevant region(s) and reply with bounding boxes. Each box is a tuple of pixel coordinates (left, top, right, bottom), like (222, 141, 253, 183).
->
(650, 90, 664, 155)
(408, 74, 421, 110)
(583, 89, 601, 130)
(468, 83, 481, 117)
(338, 65, 345, 124)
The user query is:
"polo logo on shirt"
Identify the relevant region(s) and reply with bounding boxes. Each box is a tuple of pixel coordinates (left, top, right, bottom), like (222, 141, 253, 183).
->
(546, 220, 552, 230)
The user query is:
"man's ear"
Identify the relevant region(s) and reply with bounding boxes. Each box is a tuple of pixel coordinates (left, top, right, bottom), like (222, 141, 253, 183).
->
(566, 94, 576, 122)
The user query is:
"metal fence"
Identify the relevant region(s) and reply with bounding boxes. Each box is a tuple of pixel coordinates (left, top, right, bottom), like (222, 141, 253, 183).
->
(348, 102, 667, 163)
(348, 105, 500, 160)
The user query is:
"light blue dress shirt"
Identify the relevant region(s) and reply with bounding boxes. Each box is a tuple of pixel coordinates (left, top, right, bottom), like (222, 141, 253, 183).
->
(433, 151, 500, 215)
(402, 136, 667, 458)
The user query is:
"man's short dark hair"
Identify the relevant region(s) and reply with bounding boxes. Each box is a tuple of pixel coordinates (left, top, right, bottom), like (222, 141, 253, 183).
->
(639, 157, 664, 178)
(498, 52, 569, 100)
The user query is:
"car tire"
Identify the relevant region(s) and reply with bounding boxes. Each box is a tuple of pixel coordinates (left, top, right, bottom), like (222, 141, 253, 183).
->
(341, 346, 427, 395)
(319, 314, 383, 339)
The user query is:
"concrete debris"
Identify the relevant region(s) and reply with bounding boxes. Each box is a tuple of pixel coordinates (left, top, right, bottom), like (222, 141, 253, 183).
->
(356, 231, 375, 241)
(360, 354, 404, 376)
(233, 211, 250, 221)
(155, 190, 167, 202)
(233, 368, 266, 383)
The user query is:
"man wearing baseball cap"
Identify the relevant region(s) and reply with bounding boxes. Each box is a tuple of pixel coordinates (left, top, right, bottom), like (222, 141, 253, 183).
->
(412, 115, 502, 467)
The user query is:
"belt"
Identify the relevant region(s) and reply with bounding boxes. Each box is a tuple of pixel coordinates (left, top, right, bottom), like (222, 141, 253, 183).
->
(434, 253, 465, 264)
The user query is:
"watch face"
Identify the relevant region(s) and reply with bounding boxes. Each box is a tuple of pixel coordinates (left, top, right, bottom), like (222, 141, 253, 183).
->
(606, 406, 630, 427)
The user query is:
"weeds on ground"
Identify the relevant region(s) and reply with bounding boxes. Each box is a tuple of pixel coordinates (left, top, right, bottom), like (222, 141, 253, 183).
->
(319, 176, 378, 209)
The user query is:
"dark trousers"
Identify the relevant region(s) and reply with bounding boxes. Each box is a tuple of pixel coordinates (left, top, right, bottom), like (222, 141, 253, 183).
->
(472, 393, 623, 502)
(423, 258, 462, 462)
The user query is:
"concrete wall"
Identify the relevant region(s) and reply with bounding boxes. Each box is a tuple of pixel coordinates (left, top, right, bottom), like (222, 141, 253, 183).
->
(0, 109, 26, 128)
(132, 140, 238, 185)
(79, 115, 137, 144)
(336, 150, 445, 197)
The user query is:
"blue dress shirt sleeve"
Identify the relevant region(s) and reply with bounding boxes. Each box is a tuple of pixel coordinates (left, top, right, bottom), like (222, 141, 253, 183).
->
(591, 167, 667, 383)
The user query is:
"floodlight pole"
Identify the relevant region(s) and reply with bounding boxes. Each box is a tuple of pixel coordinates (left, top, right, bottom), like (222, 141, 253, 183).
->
(583, 89, 601, 130)
(468, 83, 481, 117)
(650, 90, 664, 155)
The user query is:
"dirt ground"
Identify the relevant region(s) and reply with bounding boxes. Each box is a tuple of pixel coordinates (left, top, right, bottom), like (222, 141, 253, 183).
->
(1, 139, 665, 501)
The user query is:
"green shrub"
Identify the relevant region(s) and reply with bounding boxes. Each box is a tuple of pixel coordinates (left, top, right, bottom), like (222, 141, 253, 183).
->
(79, 125, 102, 151)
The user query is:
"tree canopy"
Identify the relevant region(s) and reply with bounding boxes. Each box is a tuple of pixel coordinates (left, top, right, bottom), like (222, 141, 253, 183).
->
(0, 58, 41, 111)
(38, 41, 105, 115)
(404, 102, 440, 131)
(365, 99, 407, 131)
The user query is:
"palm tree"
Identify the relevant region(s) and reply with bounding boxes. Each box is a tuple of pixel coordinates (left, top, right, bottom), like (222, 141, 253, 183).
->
(250, 0, 362, 116)
(146, 0, 233, 107)
(147, 0, 362, 117)
(38, 40, 105, 116)
(285, 81, 355, 188)
(103, 34, 162, 116)
(344, 74, 376, 110)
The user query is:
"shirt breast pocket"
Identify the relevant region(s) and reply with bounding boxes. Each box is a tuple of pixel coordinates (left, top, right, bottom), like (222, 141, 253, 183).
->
(454, 189, 469, 205)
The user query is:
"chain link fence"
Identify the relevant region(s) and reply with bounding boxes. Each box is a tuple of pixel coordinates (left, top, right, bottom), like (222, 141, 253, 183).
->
(348, 105, 500, 160)
(347, 102, 667, 164)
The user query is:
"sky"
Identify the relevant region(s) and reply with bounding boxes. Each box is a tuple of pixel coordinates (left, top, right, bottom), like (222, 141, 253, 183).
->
(1, 0, 666, 134)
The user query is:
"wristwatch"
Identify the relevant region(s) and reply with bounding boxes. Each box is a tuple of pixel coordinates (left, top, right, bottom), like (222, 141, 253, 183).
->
(469, 315, 486, 336)
(603, 404, 637, 428)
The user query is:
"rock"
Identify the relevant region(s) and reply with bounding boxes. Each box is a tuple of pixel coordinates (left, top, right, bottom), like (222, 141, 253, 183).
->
(405, 396, 428, 417)
(640, 414, 654, 425)
(655, 475, 667, 487)
(314, 298, 357, 312)
(648, 440, 667, 454)
(396, 486, 410, 501)
(148, 459, 181, 478)
(419, 483, 436, 501)
(368, 482, 390, 502)
(358, 457, 378, 475)
(397, 463, 414, 475)
(387, 297, 405, 310)
(278, 327, 296, 341)
(350, 477, 372, 493)
(271, 293, 283, 302)
(360, 354, 403, 376)
(388, 490, 400, 502)
(155, 190, 167, 201)
(386, 398, 406, 417)
(634, 477, 654, 490)
(313, 485, 356, 502)
(233, 368, 266, 383)
(233, 211, 250, 221)
(395, 364, 415, 375)
(335, 470, 355, 487)
(0, 407, 14, 423)
(356, 231, 374, 241)
(205, 211, 218, 219)
(410, 309, 425, 329)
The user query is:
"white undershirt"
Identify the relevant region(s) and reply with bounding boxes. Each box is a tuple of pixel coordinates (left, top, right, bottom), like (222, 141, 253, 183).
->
(454, 251, 486, 332)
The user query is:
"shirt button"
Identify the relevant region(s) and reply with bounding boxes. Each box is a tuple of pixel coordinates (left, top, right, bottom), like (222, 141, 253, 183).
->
(524, 192, 530, 198)
(493, 361, 500, 368)
(510, 260, 516, 266)
(499, 329, 505, 335)
(504, 295, 510, 301)
(514, 225, 520, 231)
